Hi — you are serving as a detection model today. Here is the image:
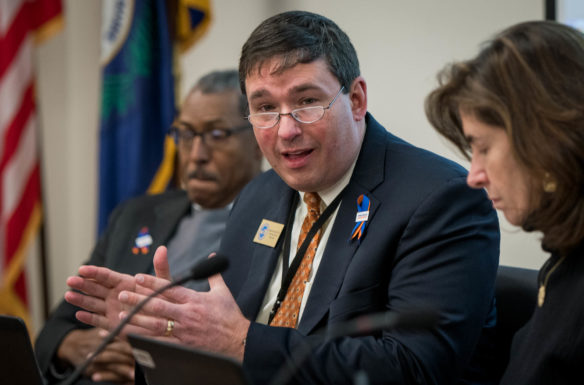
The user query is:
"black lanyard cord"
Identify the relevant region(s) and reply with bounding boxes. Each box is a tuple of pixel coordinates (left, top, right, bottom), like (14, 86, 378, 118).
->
(268, 191, 344, 324)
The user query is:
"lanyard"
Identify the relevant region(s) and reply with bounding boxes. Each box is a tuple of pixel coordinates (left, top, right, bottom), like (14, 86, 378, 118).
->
(268, 190, 344, 324)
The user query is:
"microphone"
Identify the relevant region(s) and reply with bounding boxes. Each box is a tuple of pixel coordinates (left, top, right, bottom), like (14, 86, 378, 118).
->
(268, 308, 440, 385)
(325, 308, 440, 339)
(60, 255, 229, 385)
(170, 254, 230, 284)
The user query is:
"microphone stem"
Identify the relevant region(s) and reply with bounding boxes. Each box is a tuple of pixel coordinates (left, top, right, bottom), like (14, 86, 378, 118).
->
(58, 255, 228, 385)
(60, 278, 181, 385)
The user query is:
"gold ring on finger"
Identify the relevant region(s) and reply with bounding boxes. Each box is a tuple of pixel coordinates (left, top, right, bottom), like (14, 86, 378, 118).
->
(164, 319, 174, 337)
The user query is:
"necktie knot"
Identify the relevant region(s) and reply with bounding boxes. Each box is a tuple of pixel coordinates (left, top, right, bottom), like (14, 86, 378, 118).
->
(303, 192, 321, 217)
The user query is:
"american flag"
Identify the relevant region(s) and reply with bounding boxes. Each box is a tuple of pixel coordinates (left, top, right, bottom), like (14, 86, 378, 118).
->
(0, 0, 62, 328)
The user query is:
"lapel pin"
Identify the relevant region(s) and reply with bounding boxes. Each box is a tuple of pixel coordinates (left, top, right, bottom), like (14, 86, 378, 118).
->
(351, 194, 370, 243)
(132, 226, 153, 255)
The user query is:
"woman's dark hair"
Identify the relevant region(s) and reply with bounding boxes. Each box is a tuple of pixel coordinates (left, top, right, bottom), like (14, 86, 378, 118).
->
(238, 11, 360, 95)
(425, 21, 584, 255)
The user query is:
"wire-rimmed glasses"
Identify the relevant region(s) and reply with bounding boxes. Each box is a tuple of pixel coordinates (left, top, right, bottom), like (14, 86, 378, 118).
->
(246, 86, 345, 129)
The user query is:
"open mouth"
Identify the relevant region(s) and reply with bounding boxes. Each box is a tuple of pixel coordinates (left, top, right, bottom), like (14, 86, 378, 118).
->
(281, 148, 314, 168)
(283, 149, 313, 159)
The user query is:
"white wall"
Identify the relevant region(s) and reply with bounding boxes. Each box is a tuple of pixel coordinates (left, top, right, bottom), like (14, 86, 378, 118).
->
(35, 0, 101, 325)
(181, 0, 549, 270)
(36, 0, 548, 322)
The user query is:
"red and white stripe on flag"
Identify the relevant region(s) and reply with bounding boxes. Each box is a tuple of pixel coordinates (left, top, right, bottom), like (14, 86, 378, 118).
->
(0, 0, 62, 328)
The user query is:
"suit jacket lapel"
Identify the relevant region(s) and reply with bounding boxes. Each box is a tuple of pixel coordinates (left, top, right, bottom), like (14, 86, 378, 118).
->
(152, 193, 192, 248)
(298, 114, 387, 334)
(148, 193, 191, 273)
(115, 192, 191, 275)
(236, 185, 298, 320)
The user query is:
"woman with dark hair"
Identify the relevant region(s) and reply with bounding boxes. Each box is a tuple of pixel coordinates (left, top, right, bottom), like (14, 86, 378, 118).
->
(426, 21, 584, 384)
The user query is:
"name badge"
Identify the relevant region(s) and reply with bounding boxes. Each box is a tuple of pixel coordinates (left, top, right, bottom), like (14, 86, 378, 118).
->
(253, 219, 285, 248)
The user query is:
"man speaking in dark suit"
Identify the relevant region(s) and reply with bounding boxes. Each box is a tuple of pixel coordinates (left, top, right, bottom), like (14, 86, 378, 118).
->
(66, 11, 500, 385)
(35, 69, 263, 385)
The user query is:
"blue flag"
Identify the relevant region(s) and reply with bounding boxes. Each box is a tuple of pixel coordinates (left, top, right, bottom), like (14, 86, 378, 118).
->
(98, 0, 212, 234)
(98, 0, 175, 234)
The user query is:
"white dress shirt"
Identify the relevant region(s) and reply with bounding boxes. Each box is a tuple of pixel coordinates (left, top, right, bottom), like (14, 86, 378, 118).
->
(256, 160, 358, 325)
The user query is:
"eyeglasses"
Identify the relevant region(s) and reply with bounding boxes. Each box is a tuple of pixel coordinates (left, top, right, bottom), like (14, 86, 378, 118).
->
(246, 86, 345, 129)
(167, 124, 251, 150)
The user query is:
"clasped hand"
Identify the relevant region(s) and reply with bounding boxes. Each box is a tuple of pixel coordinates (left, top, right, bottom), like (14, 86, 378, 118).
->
(65, 246, 250, 361)
(58, 328, 134, 384)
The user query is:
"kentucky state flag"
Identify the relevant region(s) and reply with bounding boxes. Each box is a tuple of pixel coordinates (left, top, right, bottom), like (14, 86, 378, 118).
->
(98, 0, 211, 234)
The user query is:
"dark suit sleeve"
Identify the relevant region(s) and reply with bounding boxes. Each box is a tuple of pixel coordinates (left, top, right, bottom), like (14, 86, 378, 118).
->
(34, 203, 127, 383)
(241, 177, 499, 385)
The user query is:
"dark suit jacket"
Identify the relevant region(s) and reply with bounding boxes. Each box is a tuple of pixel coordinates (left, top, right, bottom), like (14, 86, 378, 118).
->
(35, 190, 191, 385)
(219, 114, 500, 385)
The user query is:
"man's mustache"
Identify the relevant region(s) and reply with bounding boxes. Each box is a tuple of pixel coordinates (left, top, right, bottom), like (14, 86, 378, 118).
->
(187, 169, 217, 181)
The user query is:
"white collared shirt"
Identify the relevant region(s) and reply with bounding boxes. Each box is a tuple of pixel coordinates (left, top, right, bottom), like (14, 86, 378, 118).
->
(256, 159, 358, 325)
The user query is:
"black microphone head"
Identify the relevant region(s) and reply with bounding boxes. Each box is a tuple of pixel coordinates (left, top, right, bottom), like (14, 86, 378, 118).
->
(394, 308, 440, 330)
(327, 308, 440, 339)
(188, 254, 230, 281)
